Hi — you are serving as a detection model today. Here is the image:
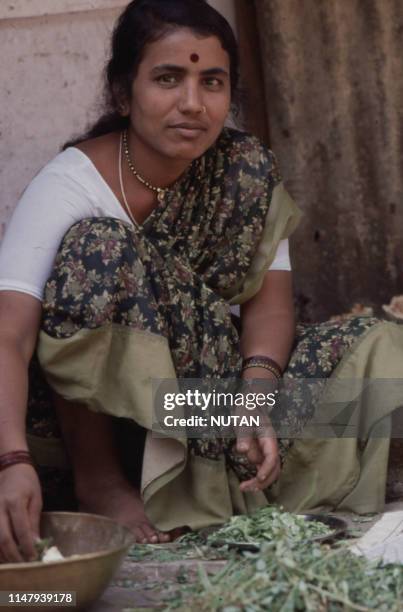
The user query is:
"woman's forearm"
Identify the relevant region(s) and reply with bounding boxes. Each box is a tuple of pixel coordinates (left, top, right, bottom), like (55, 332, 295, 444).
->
(240, 311, 295, 371)
(239, 271, 295, 371)
(0, 340, 30, 453)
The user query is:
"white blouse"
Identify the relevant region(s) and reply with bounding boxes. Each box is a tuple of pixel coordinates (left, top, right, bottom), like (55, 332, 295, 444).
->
(0, 148, 291, 302)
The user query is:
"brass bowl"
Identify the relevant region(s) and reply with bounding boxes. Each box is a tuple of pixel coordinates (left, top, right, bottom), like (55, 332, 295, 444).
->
(0, 512, 134, 611)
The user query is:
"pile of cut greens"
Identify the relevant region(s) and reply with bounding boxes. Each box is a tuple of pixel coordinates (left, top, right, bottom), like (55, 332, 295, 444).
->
(165, 537, 403, 611)
(204, 506, 332, 545)
(123, 507, 403, 611)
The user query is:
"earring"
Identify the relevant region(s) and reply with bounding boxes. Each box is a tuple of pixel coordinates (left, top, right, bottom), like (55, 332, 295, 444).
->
(201, 106, 207, 114)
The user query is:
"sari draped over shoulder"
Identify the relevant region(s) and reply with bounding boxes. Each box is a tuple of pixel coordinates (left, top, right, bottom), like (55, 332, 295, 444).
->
(27, 127, 403, 527)
(30, 128, 299, 529)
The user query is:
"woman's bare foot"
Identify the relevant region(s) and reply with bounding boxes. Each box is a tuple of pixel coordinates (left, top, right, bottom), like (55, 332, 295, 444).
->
(77, 479, 171, 543)
(52, 398, 183, 543)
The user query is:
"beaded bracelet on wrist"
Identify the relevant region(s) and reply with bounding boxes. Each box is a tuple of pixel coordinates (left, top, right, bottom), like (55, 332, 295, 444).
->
(242, 363, 281, 379)
(241, 355, 283, 380)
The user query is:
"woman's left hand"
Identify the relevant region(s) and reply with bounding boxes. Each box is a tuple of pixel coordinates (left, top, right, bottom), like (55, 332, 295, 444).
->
(236, 433, 281, 492)
(236, 366, 281, 492)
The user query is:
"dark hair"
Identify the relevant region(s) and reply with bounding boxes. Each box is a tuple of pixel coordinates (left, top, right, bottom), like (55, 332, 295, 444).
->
(63, 0, 239, 148)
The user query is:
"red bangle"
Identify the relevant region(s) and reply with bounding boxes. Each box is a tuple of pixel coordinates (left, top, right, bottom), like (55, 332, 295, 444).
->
(0, 451, 34, 472)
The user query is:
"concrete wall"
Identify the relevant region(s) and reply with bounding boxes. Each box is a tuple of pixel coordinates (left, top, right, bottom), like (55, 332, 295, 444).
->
(0, 0, 236, 237)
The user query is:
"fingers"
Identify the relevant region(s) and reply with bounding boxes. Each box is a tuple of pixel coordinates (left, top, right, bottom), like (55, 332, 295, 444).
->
(0, 511, 23, 563)
(235, 396, 256, 456)
(256, 437, 279, 484)
(239, 436, 281, 493)
(236, 435, 264, 466)
(27, 492, 42, 542)
(239, 469, 280, 493)
(236, 433, 254, 456)
(9, 503, 37, 561)
(0, 465, 43, 563)
(239, 458, 280, 492)
(239, 476, 260, 493)
(0, 493, 41, 563)
(246, 440, 264, 465)
(256, 457, 281, 490)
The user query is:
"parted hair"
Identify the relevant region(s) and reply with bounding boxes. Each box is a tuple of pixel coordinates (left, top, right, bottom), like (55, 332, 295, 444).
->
(63, 0, 239, 149)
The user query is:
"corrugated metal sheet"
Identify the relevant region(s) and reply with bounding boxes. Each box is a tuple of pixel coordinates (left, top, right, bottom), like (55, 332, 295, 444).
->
(255, 0, 403, 321)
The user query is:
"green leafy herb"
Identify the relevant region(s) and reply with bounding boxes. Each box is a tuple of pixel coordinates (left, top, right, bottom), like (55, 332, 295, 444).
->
(165, 538, 403, 611)
(34, 537, 53, 560)
(205, 506, 333, 546)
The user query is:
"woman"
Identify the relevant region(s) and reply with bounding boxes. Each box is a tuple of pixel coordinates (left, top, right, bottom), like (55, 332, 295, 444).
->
(0, 0, 401, 563)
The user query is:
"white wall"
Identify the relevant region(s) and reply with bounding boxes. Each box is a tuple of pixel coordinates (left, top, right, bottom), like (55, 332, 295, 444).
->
(0, 0, 236, 237)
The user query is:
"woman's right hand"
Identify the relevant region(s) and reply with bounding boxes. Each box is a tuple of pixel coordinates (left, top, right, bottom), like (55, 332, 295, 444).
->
(0, 291, 44, 562)
(0, 464, 42, 562)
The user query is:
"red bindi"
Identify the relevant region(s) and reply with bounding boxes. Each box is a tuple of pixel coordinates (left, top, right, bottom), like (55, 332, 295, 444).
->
(190, 53, 199, 63)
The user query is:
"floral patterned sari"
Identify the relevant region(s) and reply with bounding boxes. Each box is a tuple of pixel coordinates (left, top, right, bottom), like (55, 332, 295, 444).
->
(27, 128, 403, 527)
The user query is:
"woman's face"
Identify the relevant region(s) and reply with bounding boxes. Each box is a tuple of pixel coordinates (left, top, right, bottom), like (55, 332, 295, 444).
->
(127, 28, 231, 165)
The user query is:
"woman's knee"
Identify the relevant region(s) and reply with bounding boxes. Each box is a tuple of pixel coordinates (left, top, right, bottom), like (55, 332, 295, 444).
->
(60, 217, 134, 251)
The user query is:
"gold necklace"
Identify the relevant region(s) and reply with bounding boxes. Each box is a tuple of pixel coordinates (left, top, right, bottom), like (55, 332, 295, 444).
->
(122, 130, 167, 203)
(119, 131, 139, 227)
